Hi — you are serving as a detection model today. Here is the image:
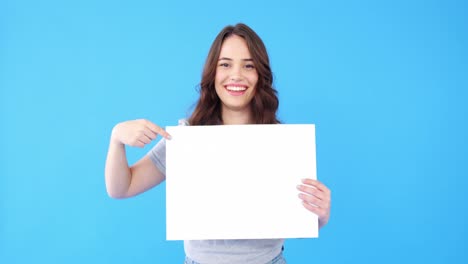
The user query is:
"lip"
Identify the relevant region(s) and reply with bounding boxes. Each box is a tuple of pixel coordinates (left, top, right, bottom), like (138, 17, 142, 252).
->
(224, 83, 248, 96)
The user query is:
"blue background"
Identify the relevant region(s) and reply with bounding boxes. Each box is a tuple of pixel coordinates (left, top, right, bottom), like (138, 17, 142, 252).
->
(2, 0, 467, 263)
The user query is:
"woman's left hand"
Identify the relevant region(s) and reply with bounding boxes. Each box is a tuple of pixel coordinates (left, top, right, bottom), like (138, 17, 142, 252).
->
(297, 179, 331, 228)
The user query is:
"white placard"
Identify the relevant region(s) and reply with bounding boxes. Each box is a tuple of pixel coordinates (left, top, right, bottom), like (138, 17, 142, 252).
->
(166, 124, 318, 240)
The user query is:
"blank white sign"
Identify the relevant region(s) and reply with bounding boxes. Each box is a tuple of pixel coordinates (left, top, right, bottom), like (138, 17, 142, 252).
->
(165, 124, 318, 240)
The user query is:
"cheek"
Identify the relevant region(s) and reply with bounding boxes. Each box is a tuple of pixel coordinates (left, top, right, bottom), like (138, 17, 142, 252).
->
(215, 70, 227, 83)
(214, 74, 224, 95)
(215, 75, 224, 94)
(249, 73, 259, 87)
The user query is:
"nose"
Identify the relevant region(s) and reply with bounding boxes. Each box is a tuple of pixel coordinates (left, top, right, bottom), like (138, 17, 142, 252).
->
(229, 65, 242, 82)
(230, 75, 242, 82)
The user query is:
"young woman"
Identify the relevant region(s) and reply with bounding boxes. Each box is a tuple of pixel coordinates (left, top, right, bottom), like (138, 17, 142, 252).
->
(105, 23, 331, 264)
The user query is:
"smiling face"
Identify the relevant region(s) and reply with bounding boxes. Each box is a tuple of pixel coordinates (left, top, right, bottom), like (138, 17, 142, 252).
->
(215, 35, 258, 118)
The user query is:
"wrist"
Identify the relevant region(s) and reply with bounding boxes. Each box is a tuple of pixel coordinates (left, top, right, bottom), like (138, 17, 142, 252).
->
(110, 125, 124, 146)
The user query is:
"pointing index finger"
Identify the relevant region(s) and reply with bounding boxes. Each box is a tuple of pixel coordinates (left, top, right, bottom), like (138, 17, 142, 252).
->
(145, 120, 172, 140)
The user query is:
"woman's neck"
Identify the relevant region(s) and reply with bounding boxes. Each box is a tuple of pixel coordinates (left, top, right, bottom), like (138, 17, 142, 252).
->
(221, 107, 253, 125)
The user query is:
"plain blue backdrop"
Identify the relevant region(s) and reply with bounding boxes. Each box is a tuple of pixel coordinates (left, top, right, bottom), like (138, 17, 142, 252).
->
(2, 0, 467, 263)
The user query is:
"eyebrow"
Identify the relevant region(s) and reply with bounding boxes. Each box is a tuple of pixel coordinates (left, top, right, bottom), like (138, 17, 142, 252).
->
(218, 57, 253, 61)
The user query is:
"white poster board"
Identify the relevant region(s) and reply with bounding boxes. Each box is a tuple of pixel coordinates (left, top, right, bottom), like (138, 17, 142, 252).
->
(166, 124, 318, 240)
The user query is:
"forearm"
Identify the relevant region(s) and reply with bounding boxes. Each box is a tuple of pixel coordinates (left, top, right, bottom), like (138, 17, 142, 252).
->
(105, 137, 132, 198)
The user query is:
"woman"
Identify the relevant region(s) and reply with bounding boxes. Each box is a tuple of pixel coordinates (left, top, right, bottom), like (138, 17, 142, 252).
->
(105, 23, 331, 264)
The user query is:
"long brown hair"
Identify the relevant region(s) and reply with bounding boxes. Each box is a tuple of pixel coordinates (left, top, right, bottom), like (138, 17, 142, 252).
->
(189, 23, 280, 125)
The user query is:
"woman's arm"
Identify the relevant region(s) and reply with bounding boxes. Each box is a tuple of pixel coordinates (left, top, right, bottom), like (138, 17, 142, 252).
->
(104, 119, 170, 199)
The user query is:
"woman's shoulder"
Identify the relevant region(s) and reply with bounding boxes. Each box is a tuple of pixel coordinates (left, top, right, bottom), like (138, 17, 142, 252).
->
(178, 118, 190, 126)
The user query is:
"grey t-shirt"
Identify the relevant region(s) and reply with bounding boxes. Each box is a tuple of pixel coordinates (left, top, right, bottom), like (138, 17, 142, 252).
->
(147, 121, 284, 264)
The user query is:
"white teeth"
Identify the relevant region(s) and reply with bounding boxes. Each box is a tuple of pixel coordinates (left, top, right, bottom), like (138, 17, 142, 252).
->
(226, 86, 247, 91)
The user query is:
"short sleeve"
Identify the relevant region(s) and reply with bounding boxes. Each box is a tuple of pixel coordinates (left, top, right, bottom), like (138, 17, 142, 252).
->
(147, 138, 166, 176)
(146, 119, 188, 177)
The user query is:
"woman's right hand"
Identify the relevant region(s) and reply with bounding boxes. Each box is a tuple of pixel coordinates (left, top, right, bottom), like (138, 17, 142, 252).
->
(111, 119, 171, 148)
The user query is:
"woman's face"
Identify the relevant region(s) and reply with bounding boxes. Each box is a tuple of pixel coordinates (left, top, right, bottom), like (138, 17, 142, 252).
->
(215, 35, 258, 114)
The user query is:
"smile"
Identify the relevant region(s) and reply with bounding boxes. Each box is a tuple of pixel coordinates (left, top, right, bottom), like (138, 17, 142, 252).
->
(225, 85, 247, 91)
(224, 84, 248, 96)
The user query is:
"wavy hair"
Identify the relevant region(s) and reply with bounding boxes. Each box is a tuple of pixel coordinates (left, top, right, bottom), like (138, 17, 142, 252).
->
(189, 23, 280, 125)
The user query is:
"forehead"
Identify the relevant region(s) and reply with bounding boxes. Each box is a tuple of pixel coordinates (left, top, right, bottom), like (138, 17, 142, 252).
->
(219, 35, 252, 58)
